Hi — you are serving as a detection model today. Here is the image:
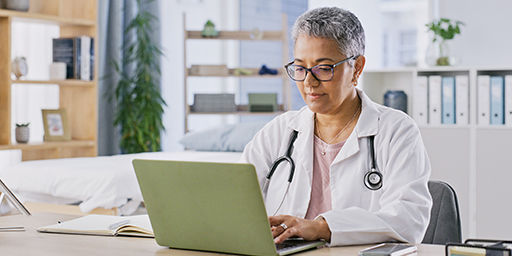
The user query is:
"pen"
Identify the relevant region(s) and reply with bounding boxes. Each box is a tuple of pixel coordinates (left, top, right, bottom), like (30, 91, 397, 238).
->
(0, 226, 25, 232)
(108, 219, 130, 230)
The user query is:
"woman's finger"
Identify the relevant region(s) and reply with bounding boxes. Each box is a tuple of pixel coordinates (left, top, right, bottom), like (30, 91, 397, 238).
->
(274, 226, 298, 244)
(268, 215, 288, 226)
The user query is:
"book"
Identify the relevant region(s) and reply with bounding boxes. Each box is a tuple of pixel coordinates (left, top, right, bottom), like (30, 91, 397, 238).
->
(506, 75, 512, 126)
(441, 76, 456, 124)
(37, 214, 154, 238)
(428, 75, 442, 125)
(413, 76, 428, 125)
(52, 38, 75, 79)
(477, 75, 490, 125)
(455, 75, 469, 125)
(52, 36, 94, 81)
(490, 76, 505, 125)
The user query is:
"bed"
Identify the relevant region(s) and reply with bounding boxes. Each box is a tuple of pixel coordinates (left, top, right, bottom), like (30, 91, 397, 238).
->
(0, 150, 242, 216)
(0, 122, 265, 216)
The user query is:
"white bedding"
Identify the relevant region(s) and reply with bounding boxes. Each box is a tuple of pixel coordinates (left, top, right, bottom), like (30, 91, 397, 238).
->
(0, 151, 242, 214)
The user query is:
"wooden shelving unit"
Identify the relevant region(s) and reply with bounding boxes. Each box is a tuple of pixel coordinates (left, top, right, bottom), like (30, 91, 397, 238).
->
(0, 0, 98, 161)
(183, 13, 290, 132)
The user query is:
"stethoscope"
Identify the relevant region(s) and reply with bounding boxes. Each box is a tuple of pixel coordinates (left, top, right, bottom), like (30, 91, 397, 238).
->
(262, 130, 382, 215)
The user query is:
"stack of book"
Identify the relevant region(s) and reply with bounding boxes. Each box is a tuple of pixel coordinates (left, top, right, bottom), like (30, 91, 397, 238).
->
(414, 75, 469, 126)
(52, 36, 94, 81)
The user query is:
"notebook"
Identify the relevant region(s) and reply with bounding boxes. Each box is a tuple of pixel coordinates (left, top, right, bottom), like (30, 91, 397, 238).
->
(37, 214, 153, 238)
(132, 159, 325, 256)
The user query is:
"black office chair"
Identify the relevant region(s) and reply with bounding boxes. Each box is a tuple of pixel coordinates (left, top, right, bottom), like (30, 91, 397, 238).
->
(422, 180, 462, 245)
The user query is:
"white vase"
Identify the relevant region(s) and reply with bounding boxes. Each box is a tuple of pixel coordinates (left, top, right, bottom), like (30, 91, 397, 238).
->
(15, 126, 29, 143)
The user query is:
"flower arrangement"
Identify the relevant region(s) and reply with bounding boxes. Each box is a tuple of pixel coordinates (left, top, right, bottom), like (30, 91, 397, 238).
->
(426, 18, 464, 65)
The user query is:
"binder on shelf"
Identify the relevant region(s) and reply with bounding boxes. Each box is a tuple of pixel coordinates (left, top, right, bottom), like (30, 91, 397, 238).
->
(441, 76, 456, 124)
(477, 75, 490, 125)
(505, 75, 512, 126)
(455, 75, 469, 125)
(414, 76, 428, 126)
(490, 76, 505, 125)
(428, 75, 442, 125)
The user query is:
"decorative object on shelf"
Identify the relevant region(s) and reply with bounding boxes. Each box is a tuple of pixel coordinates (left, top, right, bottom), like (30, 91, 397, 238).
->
(15, 123, 30, 144)
(113, 0, 166, 153)
(42, 109, 71, 141)
(258, 64, 278, 75)
(383, 90, 408, 114)
(52, 36, 94, 80)
(249, 28, 263, 40)
(248, 93, 278, 112)
(233, 68, 253, 76)
(189, 64, 228, 76)
(3, 0, 29, 11)
(11, 56, 28, 79)
(425, 18, 464, 66)
(192, 93, 236, 112)
(201, 20, 219, 37)
(49, 62, 67, 80)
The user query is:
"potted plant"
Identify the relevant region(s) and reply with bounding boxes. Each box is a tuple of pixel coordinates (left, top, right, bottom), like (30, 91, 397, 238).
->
(15, 122, 30, 143)
(113, 0, 166, 153)
(426, 18, 464, 66)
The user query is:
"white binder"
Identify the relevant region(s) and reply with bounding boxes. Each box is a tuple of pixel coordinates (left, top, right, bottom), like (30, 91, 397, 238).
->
(477, 75, 490, 125)
(506, 75, 512, 126)
(456, 75, 469, 125)
(428, 75, 442, 125)
(414, 76, 428, 125)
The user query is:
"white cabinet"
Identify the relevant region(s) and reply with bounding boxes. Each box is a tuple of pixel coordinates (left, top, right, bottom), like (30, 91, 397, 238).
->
(183, 14, 291, 132)
(361, 67, 512, 240)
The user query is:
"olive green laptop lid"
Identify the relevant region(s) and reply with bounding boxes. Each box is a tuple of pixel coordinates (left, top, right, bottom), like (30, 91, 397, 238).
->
(133, 159, 279, 255)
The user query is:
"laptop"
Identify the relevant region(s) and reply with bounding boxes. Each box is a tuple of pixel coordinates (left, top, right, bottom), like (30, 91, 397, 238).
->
(133, 159, 325, 255)
(0, 178, 31, 216)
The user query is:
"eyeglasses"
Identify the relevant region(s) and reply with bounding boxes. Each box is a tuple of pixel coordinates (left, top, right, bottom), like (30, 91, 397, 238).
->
(284, 55, 358, 82)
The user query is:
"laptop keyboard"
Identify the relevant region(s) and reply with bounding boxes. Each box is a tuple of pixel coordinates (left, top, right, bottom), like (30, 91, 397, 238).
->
(275, 239, 311, 251)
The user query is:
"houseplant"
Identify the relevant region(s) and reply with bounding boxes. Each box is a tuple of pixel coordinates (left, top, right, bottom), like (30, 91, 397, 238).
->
(426, 18, 464, 66)
(113, 0, 166, 153)
(15, 122, 30, 143)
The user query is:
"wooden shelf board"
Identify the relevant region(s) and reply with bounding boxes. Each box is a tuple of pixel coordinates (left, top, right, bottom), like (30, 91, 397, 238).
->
(0, 140, 96, 150)
(188, 68, 283, 77)
(0, 9, 95, 26)
(186, 30, 283, 41)
(11, 79, 95, 87)
(189, 111, 284, 116)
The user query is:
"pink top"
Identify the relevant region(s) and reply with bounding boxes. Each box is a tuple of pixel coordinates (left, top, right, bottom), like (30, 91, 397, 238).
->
(304, 135, 345, 220)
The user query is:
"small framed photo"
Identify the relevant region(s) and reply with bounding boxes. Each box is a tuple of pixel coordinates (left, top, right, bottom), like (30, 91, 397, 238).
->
(42, 109, 71, 141)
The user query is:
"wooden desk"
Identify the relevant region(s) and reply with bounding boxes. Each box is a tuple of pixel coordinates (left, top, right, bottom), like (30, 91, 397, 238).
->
(0, 213, 444, 255)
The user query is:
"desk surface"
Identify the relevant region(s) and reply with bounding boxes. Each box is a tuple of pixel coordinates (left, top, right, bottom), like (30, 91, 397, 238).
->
(0, 213, 444, 255)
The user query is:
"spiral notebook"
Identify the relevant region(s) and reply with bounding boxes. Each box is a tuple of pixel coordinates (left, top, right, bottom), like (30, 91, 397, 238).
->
(37, 214, 154, 238)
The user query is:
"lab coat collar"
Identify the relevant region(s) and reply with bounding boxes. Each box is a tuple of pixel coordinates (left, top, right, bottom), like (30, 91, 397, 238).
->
(286, 88, 381, 138)
(286, 88, 381, 169)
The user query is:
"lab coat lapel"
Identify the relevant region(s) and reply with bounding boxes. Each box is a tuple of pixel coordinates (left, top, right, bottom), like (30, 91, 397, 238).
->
(287, 108, 315, 184)
(332, 88, 380, 165)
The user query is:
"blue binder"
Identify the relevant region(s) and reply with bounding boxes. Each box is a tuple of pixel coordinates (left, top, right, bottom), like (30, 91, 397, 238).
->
(441, 77, 456, 124)
(490, 76, 505, 125)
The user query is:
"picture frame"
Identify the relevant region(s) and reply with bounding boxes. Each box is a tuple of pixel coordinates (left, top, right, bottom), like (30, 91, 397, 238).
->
(42, 109, 71, 141)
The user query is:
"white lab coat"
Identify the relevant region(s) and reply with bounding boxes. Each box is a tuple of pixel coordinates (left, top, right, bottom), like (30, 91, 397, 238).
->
(241, 88, 432, 246)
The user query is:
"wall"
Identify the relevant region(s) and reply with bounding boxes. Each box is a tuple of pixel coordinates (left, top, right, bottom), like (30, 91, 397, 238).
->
(439, 0, 512, 67)
(159, 0, 239, 151)
(308, 0, 382, 69)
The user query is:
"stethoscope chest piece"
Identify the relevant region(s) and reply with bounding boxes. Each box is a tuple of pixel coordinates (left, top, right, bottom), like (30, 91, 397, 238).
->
(364, 168, 382, 190)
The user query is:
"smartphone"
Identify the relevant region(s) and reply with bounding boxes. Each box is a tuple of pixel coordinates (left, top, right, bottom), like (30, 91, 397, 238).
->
(359, 243, 417, 256)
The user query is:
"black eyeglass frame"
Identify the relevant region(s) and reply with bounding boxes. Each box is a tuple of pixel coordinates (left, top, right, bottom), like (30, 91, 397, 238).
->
(284, 55, 359, 82)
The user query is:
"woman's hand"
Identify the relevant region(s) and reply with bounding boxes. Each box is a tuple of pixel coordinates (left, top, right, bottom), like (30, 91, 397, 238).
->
(269, 215, 331, 244)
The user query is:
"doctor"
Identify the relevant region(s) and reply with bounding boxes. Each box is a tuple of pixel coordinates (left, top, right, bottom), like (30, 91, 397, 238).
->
(241, 7, 432, 246)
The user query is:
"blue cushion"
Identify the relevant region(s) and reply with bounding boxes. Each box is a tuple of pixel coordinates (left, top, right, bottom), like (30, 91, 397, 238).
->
(179, 122, 266, 152)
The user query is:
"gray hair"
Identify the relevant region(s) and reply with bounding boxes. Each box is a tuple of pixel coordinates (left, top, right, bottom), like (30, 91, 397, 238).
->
(291, 7, 365, 58)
